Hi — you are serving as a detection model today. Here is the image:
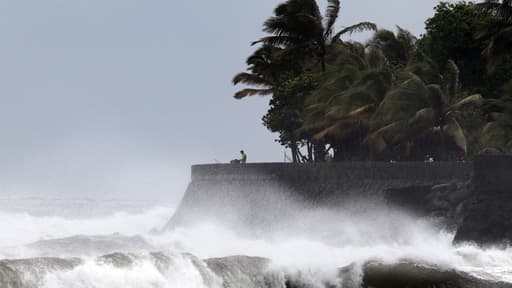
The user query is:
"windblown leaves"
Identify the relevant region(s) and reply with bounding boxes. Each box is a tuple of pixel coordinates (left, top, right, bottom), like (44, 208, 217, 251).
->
(368, 26, 417, 67)
(233, 0, 510, 161)
(332, 22, 377, 40)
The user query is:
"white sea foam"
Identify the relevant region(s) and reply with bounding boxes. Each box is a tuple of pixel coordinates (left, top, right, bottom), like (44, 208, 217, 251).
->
(41, 254, 219, 288)
(0, 204, 174, 258)
(1, 199, 512, 287)
(155, 217, 512, 283)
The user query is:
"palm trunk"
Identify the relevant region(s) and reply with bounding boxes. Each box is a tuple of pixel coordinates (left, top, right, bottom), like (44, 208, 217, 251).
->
(307, 142, 313, 163)
(313, 141, 326, 162)
(291, 143, 298, 163)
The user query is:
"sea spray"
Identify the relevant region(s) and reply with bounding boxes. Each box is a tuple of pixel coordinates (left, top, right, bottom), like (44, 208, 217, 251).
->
(0, 206, 173, 252)
(1, 199, 512, 287)
(41, 252, 222, 288)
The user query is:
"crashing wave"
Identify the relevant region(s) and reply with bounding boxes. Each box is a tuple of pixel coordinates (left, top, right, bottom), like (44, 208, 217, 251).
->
(0, 253, 510, 288)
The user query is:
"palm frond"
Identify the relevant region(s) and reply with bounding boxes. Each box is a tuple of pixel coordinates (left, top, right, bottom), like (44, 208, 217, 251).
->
(332, 22, 377, 40)
(252, 35, 301, 47)
(232, 72, 271, 86)
(366, 48, 387, 68)
(426, 84, 445, 111)
(443, 118, 468, 155)
(313, 117, 367, 142)
(345, 104, 375, 118)
(296, 118, 331, 138)
(372, 75, 429, 127)
(365, 121, 404, 152)
(233, 88, 273, 100)
(406, 108, 437, 135)
(326, 104, 374, 120)
(262, 16, 292, 36)
(450, 94, 483, 110)
(323, 0, 340, 39)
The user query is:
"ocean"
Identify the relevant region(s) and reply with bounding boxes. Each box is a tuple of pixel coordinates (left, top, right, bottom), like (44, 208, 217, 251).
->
(1, 197, 512, 287)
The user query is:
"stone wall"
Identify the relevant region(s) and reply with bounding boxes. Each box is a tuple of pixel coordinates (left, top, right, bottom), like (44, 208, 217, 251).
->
(454, 155, 512, 245)
(191, 162, 472, 183)
(168, 156, 512, 245)
(168, 161, 472, 229)
(189, 162, 472, 204)
(473, 155, 512, 192)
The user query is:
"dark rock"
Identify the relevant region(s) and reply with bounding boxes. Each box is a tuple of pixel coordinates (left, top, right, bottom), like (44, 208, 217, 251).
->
(385, 181, 472, 229)
(362, 262, 512, 288)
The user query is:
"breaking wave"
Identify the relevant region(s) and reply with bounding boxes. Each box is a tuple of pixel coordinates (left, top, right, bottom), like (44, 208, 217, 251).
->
(0, 199, 512, 287)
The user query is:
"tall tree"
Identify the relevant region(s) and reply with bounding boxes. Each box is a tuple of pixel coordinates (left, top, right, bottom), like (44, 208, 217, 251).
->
(263, 73, 319, 162)
(420, 2, 494, 92)
(253, 0, 376, 72)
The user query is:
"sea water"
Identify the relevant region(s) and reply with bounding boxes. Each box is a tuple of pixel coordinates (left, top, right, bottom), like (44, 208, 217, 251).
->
(1, 197, 512, 287)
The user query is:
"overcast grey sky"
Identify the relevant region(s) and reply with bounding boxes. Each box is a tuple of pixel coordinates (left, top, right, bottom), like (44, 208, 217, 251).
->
(0, 0, 457, 204)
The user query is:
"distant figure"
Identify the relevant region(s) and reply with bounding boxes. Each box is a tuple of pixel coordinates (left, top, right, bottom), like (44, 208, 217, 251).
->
(240, 150, 247, 164)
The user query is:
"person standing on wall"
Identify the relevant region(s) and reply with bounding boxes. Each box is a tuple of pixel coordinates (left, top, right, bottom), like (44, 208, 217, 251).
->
(240, 150, 247, 164)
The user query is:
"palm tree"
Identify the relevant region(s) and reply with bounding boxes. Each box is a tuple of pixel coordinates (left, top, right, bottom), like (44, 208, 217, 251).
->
(297, 42, 392, 160)
(475, 0, 512, 70)
(368, 60, 483, 160)
(232, 45, 278, 99)
(253, 0, 376, 72)
(368, 26, 417, 68)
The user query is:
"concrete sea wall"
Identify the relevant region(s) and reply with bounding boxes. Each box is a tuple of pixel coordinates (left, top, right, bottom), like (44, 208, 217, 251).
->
(454, 155, 512, 244)
(169, 156, 512, 245)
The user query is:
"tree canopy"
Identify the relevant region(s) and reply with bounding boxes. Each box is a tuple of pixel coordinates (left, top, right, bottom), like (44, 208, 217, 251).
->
(233, 0, 512, 162)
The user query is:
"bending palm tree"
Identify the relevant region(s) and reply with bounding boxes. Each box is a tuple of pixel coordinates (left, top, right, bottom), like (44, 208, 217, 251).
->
(232, 45, 285, 99)
(368, 61, 483, 160)
(297, 42, 392, 160)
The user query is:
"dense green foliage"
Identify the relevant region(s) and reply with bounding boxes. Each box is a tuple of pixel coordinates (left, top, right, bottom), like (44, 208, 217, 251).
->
(233, 0, 512, 162)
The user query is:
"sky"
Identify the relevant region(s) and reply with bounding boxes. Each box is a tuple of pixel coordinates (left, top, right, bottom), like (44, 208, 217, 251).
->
(0, 0, 458, 204)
